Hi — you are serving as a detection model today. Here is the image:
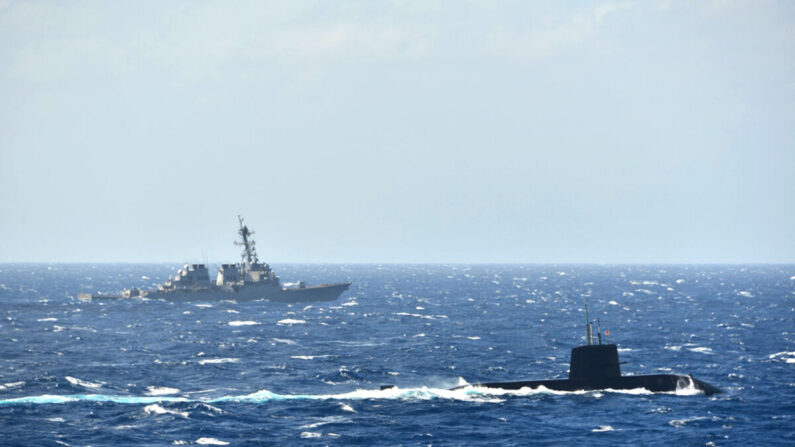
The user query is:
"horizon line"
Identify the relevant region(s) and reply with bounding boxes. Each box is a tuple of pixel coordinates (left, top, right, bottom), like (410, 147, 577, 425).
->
(1, 261, 794, 266)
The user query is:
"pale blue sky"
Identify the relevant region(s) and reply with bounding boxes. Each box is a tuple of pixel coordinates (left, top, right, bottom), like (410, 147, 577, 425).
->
(1, 0, 793, 263)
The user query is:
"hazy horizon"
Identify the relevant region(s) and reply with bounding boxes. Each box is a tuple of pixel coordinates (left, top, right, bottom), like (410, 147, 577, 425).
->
(1, 1, 793, 264)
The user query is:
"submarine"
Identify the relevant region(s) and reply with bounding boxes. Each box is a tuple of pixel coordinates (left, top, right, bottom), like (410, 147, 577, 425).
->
(384, 306, 722, 396)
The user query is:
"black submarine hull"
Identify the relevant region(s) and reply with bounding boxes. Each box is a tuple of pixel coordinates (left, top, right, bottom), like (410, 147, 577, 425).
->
(381, 334, 722, 397)
(457, 374, 721, 396)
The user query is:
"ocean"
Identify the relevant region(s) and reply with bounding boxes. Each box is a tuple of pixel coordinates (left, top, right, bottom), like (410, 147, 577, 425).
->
(0, 264, 792, 446)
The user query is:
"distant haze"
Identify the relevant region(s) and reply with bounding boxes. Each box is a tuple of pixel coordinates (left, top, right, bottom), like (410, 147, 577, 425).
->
(1, 1, 793, 263)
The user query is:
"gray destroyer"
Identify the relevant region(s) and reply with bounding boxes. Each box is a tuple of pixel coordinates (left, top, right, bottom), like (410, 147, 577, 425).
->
(79, 217, 351, 302)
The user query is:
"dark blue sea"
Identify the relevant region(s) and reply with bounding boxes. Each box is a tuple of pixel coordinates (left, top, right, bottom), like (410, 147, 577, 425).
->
(0, 264, 793, 446)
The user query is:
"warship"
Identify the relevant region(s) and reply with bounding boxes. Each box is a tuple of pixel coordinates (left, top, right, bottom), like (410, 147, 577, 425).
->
(78, 216, 351, 303)
(384, 306, 721, 396)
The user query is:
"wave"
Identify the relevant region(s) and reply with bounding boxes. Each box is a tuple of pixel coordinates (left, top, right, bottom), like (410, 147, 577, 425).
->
(0, 381, 24, 391)
(145, 386, 180, 396)
(688, 347, 714, 354)
(0, 383, 703, 406)
(143, 403, 188, 418)
(769, 351, 795, 364)
(0, 394, 188, 405)
(198, 358, 239, 365)
(65, 376, 103, 389)
(195, 438, 230, 445)
(277, 319, 306, 325)
(228, 320, 258, 326)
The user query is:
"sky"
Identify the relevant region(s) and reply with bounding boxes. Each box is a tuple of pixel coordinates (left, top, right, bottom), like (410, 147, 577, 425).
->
(0, 0, 793, 263)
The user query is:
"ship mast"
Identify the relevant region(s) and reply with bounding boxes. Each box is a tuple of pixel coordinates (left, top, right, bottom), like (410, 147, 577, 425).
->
(235, 215, 258, 270)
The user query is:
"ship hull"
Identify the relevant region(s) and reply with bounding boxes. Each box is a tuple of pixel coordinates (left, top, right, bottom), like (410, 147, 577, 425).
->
(83, 282, 350, 303)
(457, 374, 721, 396)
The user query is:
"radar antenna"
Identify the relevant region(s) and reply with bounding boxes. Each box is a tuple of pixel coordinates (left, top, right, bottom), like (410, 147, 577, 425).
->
(235, 215, 258, 269)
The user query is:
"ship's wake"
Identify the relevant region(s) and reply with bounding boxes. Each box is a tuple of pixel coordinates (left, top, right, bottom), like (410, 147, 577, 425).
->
(0, 382, 704, 406)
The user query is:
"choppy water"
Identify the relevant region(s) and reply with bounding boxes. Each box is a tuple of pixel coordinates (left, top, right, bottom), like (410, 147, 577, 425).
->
(0, 264, 793, 446)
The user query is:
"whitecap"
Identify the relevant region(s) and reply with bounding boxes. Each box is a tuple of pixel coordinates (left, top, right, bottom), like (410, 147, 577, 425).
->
(300, 432, 322, 438)
(198, 403, 225, 414)
(0, 381, 24, 391)
(769, 351, 795, 363)
(736, 291, 754, 298)
(342, 301, 358, 307)
(1, 394, 189, 405)
(277, 319, 306, 325)
(688, 347, 713, 354)
(467, 336, 481, 340)
(144, 404, 188, 418)
(669, 416, 709, 427)
(608, 300, 618, 306)
(0, 382, 704, 408)
(601, 387, 654, 395)
(196, 438, 229, 445)
(195, 304, 213, 308)
(291, 356, 315, 360)
(65, 376, 102, 389)
(674, 376, 703, 395)
(228, 320, 258, 326)
(394, 312, 435, 320)
(37, 317, 58, 322)
(47, 417, 65, 422)
(340, 403, 356, 412)
(271, 338, 296, 345)
(198, 358, 239, 365)
(146, 386, 180, 396)
(299, 415, 351, 429)
(593, 425, 614, 432)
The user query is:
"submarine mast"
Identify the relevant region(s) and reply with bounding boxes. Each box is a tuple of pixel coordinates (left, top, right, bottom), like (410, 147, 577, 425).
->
(584, 303, 594, 345)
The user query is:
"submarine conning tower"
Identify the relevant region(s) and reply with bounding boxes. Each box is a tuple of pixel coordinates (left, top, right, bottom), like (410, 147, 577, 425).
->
(569, 344, 621, 380)
(569, 303, 622, 380)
